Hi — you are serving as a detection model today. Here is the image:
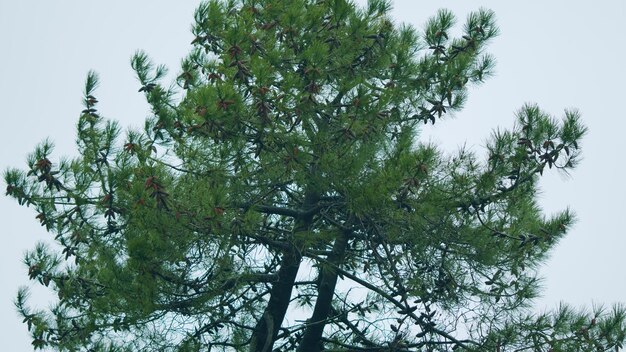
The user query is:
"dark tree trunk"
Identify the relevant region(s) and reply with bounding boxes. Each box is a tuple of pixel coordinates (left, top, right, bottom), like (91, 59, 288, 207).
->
(249, 246, 302, 352)
(297, 231, 349, 352)
(249, 192, 319, 352)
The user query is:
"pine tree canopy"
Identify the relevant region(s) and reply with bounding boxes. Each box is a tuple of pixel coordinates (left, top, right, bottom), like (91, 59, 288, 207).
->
(5, 0, 625, 351)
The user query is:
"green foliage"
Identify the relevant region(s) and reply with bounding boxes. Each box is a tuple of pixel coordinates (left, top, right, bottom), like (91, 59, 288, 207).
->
(5, 0, 624, 351)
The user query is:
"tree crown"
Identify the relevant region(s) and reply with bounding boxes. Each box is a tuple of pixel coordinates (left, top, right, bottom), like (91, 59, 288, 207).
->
(5, 0, 624, 351)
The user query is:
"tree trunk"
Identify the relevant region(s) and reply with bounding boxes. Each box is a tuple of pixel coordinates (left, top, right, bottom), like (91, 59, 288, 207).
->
(249, 192, 318, 352)
(249, 246, 302, 352)
(297, 231, 349, 352)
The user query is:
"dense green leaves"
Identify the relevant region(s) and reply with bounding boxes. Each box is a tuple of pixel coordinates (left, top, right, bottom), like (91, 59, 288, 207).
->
(5, 0, 624, 351)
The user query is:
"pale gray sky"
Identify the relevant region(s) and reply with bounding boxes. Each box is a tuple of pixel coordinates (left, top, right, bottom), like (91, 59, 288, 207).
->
(1, 1, 624, 350)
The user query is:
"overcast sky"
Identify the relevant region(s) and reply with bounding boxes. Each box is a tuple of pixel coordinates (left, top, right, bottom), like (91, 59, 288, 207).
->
(1, 1, 624, 350)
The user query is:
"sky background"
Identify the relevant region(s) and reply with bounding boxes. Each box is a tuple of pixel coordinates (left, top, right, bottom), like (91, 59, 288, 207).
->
(1, 1, 624, 349)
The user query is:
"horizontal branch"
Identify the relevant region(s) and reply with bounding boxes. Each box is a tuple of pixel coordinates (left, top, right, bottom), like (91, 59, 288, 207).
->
(237, 202, 323, 219)
(235, 202, 303, 217)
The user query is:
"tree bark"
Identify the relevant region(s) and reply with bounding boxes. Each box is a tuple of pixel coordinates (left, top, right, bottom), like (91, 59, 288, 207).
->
(297, 230, 349, 352)
(249, 246, 301, 352)
(249, 192, 318, 352)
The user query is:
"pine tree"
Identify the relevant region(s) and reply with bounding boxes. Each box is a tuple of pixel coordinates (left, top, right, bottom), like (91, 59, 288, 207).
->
(5, 0, 625, 351)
